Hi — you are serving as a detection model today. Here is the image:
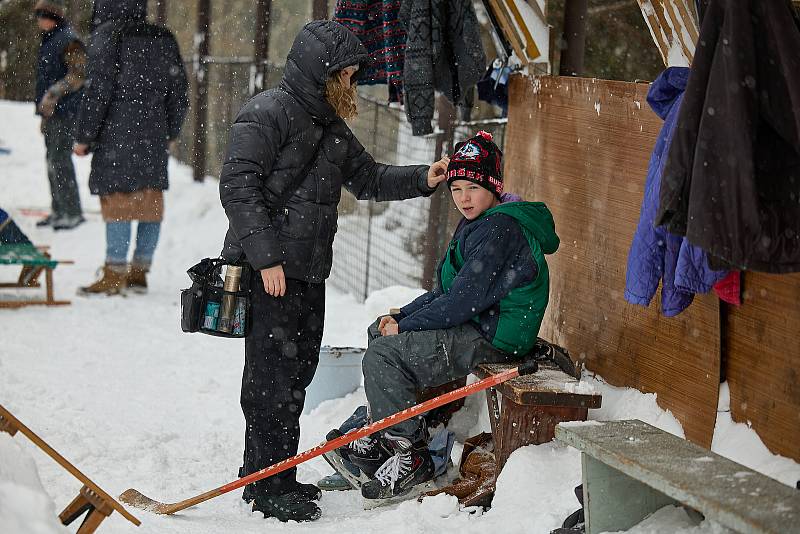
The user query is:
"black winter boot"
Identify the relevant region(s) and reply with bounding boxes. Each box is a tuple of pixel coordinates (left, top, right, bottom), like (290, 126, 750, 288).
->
(285, 480, 322, 501)
(252, 491, 321, 522)
(361, 434, 434, 503)
(242, 481, 320, 503)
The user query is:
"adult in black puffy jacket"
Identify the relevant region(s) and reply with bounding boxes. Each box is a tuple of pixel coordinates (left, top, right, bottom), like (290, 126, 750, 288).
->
(219, 20, 449, 522)
(73, 0, 188, 296)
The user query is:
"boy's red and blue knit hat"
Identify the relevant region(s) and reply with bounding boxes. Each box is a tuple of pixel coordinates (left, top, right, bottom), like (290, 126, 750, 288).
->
(446, 131, 504, 199)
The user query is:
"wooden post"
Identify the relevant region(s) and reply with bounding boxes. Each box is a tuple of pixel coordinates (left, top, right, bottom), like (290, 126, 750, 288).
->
(421, 96, 456, 291)
(252, 0, 273, 95)
(559, 0, 588, 76)
(312, 0, 328, 20)
(192, 0, 211, 182)
(156, 0, 167, 25)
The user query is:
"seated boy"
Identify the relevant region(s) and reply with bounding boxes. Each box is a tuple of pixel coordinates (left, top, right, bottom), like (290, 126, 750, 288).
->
(327, 131, 560, 503)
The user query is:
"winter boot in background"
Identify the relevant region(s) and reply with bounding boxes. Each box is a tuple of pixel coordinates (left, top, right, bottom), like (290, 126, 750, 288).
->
(361, 434, 435, 506)
(77, 264, 127, 296)
(52, 214, 85, 231)
(127, 264, 149, 294)
(251, 490, 321, 522)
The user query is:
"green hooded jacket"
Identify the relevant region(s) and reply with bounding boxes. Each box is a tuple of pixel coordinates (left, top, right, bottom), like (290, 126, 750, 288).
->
(439, 202, 560, 354)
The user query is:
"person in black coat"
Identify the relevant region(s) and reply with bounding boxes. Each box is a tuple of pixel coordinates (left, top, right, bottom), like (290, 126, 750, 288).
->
(219, 20, 449, 522)
(33, 0, 86, 230)
(73, 0, 189, 296)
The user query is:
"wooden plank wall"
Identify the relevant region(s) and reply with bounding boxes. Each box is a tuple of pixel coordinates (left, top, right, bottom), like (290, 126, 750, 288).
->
(725, 273, 800, 461)
(504, 75, 720, 447)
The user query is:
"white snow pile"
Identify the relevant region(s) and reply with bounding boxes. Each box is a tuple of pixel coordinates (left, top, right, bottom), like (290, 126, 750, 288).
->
(0, 434, 68, 534)
(1, 100, 798, 534)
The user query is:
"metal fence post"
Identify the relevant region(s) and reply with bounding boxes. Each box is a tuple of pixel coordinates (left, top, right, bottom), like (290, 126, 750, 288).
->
(192, 0, 211, 182)
(362, 100, 382, 300)
(252, 0, 273, 96)
(560, 0, 589, 76)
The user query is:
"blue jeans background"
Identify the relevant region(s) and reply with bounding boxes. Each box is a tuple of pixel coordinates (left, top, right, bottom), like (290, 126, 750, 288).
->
(106, 221, 161, 267)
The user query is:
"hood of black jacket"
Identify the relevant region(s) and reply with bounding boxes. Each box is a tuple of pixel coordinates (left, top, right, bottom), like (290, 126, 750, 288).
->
(280, 20, 370, 123)
(91, 0, 147, 29)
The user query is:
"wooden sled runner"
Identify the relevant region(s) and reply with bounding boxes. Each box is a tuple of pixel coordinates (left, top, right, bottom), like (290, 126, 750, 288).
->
(0, 243, 73, 308)
(0, 404, 140, 533)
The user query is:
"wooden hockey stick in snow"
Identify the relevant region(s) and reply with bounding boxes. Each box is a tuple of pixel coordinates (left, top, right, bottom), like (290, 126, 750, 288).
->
(120, 360, 538, 515)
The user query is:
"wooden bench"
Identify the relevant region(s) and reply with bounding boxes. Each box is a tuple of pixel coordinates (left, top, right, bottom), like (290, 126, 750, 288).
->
(555, 419, 800, 534)
(475, 362, 603, 471)
(0, 404, 140, 533)
(0, 243, 72, 308)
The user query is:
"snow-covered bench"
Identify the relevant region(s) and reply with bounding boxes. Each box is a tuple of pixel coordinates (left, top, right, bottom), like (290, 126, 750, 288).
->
(555, 419, 800, 534)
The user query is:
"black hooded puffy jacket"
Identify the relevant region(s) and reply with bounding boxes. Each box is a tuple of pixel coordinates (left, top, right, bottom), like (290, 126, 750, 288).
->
(74, 0, 189, 196)
(220, 21, 434, 282)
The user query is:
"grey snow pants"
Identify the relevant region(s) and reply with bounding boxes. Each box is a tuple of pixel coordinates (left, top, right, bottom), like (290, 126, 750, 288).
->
(362, 318, 515, 443)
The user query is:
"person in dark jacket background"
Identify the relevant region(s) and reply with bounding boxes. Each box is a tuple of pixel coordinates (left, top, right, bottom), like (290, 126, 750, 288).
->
(73, 0, 189, 296)
(219, 20, 449, 522)
(33, 0, 86, 230)
(325, 131, 559, 504)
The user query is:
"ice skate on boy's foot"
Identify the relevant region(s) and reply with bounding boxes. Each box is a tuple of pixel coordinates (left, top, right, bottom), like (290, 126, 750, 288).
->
(321, 428, 383, 489)
(361, 434, 435, 508)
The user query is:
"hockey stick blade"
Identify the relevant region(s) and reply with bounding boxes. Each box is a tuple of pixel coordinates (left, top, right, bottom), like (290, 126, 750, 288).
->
(119, 489, 172, 514)
(119, 360, 537, 514)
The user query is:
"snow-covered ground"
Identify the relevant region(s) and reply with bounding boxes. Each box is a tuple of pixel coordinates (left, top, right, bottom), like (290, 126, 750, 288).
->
(1, 100, 798, 534)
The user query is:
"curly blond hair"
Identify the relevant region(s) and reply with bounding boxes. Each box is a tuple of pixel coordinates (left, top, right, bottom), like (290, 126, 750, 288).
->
(325, 74, 358, 120)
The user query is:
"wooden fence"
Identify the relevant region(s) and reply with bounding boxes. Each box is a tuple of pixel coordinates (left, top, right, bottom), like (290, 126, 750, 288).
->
(503, 74, 799, 460)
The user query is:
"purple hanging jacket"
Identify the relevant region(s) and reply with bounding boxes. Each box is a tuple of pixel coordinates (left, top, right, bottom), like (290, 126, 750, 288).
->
(624, 67, 727, 317)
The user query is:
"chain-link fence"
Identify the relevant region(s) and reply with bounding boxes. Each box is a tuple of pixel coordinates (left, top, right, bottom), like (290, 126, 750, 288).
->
(329, 93, 507, 301)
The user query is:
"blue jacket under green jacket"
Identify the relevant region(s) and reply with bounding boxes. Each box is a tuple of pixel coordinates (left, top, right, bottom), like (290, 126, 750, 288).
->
(398, 201, 559, 355)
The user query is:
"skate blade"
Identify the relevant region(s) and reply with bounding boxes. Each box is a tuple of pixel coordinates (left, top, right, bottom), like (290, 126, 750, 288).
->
(321, 449, 370, 490)
(361, 481, 436, 510)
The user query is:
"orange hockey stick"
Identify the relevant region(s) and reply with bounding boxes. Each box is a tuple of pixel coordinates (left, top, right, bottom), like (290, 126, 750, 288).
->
(120, 360, 538, 514)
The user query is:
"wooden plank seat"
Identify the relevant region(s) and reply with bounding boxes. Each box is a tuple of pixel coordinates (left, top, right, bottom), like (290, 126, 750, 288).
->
(0, 243, 73, 308)
(461, 361, 602, 505)
(555, 419, 800, 534)
(0, 404, 140, 533)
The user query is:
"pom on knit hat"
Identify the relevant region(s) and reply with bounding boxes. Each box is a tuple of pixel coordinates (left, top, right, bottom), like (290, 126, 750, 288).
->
(446, 131, 504, 199)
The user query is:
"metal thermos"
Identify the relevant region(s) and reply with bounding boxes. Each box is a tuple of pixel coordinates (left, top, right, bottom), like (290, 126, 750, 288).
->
(217, 265, 242, 333)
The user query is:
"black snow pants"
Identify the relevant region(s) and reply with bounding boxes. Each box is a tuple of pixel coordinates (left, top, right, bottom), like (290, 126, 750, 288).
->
(43, 114, 82, 220)
(240, 275, 325, 500)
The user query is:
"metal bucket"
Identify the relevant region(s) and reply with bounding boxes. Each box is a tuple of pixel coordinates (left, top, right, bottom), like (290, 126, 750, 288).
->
(303, 346, 365, 414)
